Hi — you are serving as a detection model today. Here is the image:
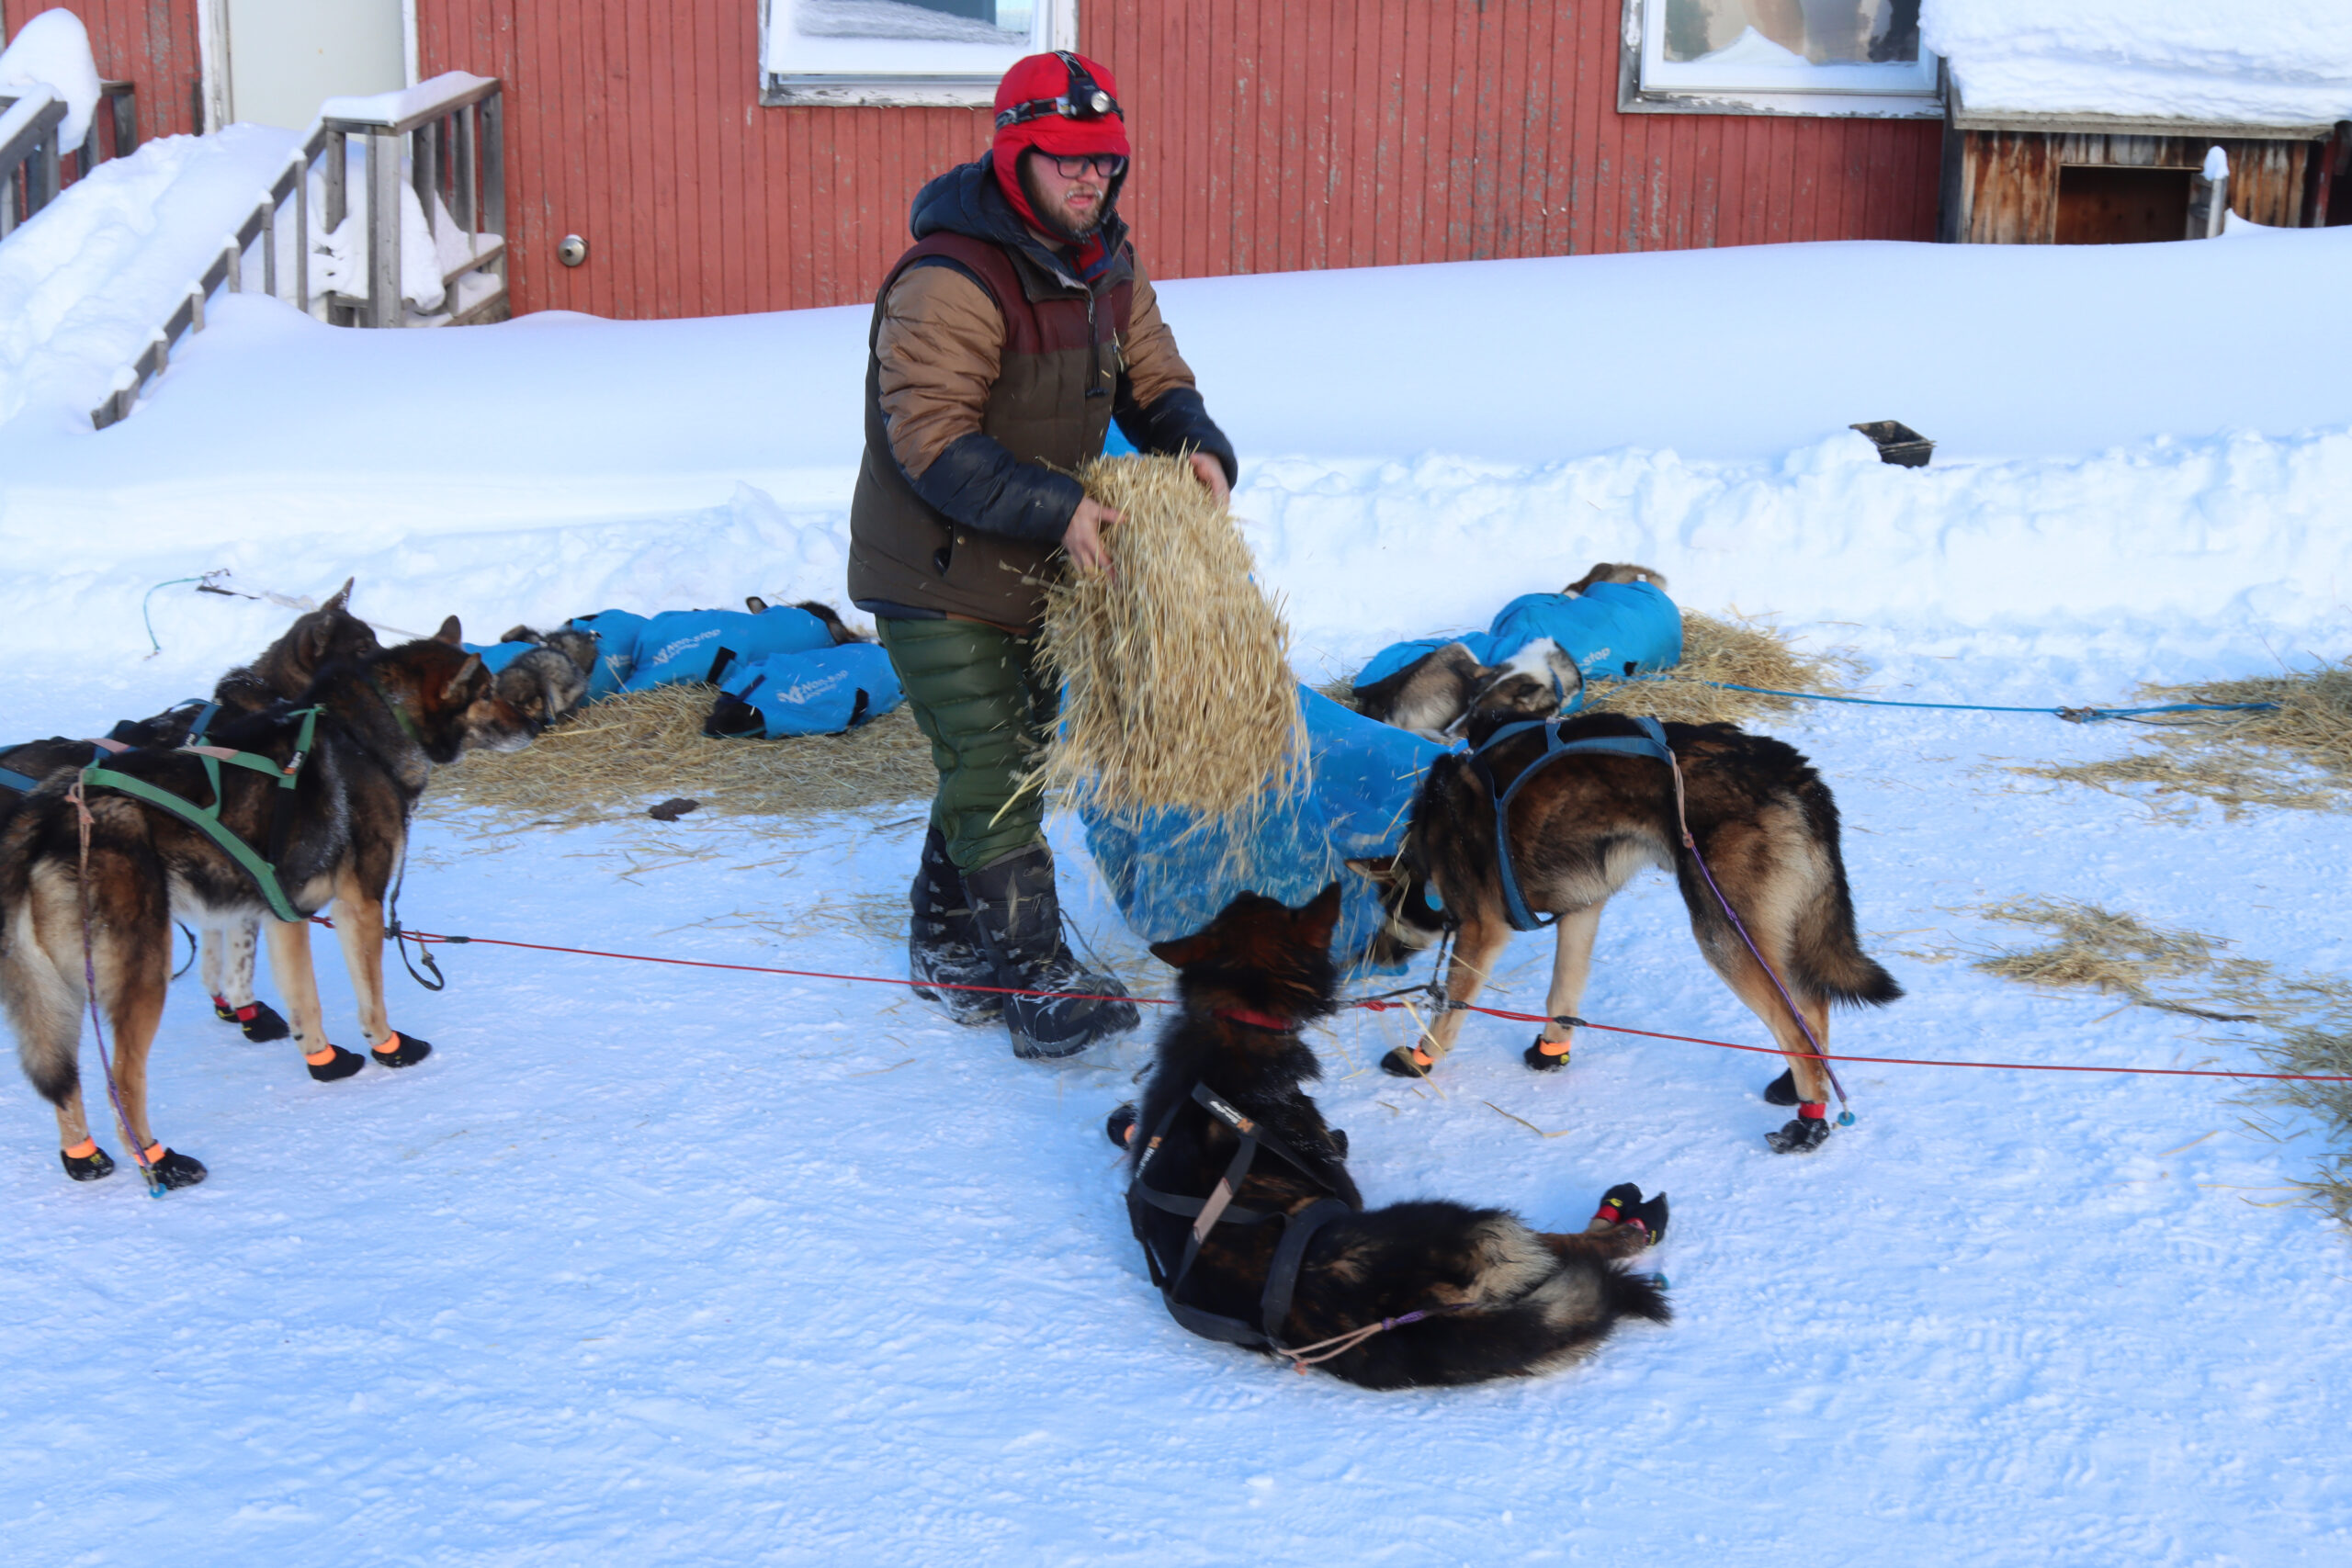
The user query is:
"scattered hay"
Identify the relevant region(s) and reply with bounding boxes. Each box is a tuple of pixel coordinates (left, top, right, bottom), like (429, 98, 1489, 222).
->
(1318, 609, 1858, 728)
(1034, 454, 1306, 819)
(422, 683, 935, 828)
(1583, 608, 1861, 726)
(1973, 897, 2352, 1224)
(2010, 660, 2352, 818)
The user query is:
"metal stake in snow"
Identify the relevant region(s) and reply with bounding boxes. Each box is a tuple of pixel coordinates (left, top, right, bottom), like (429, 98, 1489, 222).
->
(2194, 146, 2231, 239)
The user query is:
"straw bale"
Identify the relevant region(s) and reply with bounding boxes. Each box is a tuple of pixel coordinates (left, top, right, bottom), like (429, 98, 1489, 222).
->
(2010, 659, 2352, 818)
(1033, 454, 1306, 820)
(421, 683, 935, 829)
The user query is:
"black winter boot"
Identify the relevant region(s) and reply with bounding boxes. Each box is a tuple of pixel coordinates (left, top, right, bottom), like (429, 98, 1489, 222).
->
(964, 844, 1139, 1059)
(908, 828, 1004, 1026)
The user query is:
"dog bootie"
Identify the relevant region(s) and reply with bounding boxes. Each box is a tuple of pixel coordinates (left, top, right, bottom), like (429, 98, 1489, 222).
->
(307, 1044, 367, 1082)
(212, 996, 291, 1043)
(1625, 1192, 1670, 1246)
(965, 845, 1138, 1060)
(1762, 1068, 1800, 1107)
(1380, 1044, 1435, 1078)
(1523, 1035, 1572, 1072)
(141, 1145, 208, 1190)
(1593, 1182, 1642, 1226)
(1766, 1104, 1835, 1154)
(61, 1139, 115, 1182)
(1107, 1103, 1138, 1148)
(908, 827, 1004, 1027)
(371, 1032, 433, 1069)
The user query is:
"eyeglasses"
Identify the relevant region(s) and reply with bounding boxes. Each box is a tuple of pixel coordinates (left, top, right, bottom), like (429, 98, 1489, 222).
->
(1042, 152, 1127, 181)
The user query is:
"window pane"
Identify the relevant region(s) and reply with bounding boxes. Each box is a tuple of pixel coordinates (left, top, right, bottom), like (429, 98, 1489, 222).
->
(1663, 0, 1921, 66)
(795, 0, 1032, 46)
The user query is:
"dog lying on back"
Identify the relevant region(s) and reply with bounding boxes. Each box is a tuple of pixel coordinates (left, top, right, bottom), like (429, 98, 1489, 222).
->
(1350, 712, 1902, 1153)
(1113, 883, 1669, 1389)
(1351, 563, 1666, 740)
(0, 622, 552, 1190)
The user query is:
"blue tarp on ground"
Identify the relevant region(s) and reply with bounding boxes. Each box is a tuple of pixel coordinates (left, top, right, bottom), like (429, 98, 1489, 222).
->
(1081, 687, 1448, 967)
(718, 644, 905, 738)
(620, 606, 839, 693)
(1352, 580, 1683, 707)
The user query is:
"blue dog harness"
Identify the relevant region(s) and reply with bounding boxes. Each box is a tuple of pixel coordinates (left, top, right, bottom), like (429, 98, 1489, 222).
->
(1470, 715, 1676, 933)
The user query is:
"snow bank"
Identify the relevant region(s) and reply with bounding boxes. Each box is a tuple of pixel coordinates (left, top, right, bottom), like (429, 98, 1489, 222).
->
(1924, 0, 2352, 125)
(0, 125, 296, 431)
(0, 7, 99, 144)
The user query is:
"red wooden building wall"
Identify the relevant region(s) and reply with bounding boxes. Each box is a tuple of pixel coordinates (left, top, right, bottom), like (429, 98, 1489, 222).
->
(1, 0, 204, 139)
(6, 3, 1945, 319)
(414, 1, 1941, 321)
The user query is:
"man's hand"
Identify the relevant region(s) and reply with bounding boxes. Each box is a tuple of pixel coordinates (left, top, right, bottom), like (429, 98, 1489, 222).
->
(1062, 496, 1123, 573)
(1189, 451, 1231, 507)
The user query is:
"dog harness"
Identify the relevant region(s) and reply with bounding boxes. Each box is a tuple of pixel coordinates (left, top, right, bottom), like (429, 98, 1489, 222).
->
(76, 706, 322, 924)
(1127, 1082, 1354, 1352)
(1471, 715, 1676, 932)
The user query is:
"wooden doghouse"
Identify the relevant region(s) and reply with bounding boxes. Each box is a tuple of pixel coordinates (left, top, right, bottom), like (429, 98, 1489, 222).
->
(1940, 92, 2347, 244)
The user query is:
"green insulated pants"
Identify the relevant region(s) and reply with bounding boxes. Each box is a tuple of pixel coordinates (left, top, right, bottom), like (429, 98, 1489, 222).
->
(875, 615, 1060, 871)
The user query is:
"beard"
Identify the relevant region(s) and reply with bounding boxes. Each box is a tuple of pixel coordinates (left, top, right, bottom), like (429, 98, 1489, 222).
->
(1017, 152, 1108, 243)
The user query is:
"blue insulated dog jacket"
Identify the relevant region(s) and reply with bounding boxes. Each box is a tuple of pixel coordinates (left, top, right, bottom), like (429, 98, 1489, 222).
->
(719, 643, 905, 738)
(1352, 581, 1682, 710)
(565, 609, 653, 700)
(621, 607, 839, 694)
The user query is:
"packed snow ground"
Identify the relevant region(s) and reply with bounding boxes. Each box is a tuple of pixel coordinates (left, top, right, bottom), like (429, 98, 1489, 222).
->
(2, 225, 2351, 1563)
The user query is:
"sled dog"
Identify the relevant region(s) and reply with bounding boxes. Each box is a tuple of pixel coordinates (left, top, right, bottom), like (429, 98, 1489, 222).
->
(1350, 562, 1665, 739)
(0, 623, 546, 1188)
(1111, 882, 1670, 1389)
(1349, 712, 1902, 1153)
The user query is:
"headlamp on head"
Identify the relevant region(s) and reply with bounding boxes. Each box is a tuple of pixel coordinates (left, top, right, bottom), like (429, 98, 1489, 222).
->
(994, 51, 1125, 130)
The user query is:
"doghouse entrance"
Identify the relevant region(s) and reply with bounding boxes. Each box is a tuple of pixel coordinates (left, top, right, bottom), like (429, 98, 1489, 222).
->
(2054, 165, 2195, 244)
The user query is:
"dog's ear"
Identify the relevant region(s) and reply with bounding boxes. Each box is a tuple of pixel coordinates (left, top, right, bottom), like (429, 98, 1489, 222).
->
(1298, 882, 1343, 951)
(441, 653, 483, 701)
(434, 615, 464, 646)
(1150, 933, 1212, 970)
(325, 577, 355, 612)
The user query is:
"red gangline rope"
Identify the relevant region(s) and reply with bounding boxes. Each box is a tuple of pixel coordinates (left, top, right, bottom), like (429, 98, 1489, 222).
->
(328, 919, 2352, 1086)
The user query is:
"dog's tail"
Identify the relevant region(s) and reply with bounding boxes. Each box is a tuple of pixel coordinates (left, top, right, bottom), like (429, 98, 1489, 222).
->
(1, 864, 85, 1106)
(1601, 1262, 1672, 1325)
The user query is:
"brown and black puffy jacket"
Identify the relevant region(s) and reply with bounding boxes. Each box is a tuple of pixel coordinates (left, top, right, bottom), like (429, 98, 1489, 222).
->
(847, 153, 1238, 629)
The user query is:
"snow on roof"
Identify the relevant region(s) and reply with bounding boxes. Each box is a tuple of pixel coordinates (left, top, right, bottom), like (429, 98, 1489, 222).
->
(0, 8, 102, 146)
(1923, 0, 2352, 129)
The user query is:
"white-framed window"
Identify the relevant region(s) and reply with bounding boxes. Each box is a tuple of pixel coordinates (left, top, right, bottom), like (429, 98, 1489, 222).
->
(761, 0, 1078, 107)
(1620, 0, 1941, 118)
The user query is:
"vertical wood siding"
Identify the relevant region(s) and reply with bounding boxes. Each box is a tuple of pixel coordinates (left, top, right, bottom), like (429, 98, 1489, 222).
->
(413, 0, 1942, 319)
(1952, 130, 2320, 245)
(2, 0, 204, 139)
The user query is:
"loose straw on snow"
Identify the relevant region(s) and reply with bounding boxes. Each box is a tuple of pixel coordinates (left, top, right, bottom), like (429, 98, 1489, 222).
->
(1032, 455, 1307, 821)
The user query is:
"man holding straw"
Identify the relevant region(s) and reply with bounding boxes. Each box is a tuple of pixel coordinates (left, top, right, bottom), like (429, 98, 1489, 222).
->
(847, 50, 1238, 1060)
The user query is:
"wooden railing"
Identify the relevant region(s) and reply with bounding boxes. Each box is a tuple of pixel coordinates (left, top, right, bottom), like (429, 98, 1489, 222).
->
(0, 77, 134, 239)
(90, 73, 505, 431)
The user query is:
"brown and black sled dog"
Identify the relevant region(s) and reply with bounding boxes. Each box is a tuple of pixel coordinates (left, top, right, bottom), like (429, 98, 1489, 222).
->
(1350, 712, 1902, 1153)
(0, 624, 547, 1189)
(1115, 883, 1670, 1389)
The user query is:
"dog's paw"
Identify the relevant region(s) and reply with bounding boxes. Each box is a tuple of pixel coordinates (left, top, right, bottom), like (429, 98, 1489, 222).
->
(307, 1045, 368, 1082)
(61, 1143, 116, 1182)
(1326, 1126, 1348, 1159)
(1626, 1191, 1669, 1247)
(1594, 1182, 1642, 1225)
(1106, 1103, 1137, 1149)
(1765, 1114, 1834, 1154)
(1762, 1068, 1799, 1106)
(237, 1000, 290, 1043)
(1523, 1035, 1571, 1072)
(145, 1148, 208, 1190)
(1379, 1045, 1434, 1078)
(371, 1032, 433, 1069)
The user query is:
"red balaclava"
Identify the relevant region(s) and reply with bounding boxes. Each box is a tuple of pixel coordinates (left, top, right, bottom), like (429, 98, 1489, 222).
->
(990, 51, 1130, 265)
